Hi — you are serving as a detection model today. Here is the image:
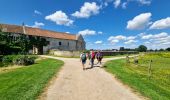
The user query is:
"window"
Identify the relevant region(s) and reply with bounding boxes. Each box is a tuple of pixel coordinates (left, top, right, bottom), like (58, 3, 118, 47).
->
(59, 42, 62, 46)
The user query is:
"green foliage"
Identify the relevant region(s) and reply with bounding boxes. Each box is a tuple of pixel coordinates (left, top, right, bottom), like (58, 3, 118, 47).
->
(166, 47, 170, 51)
(138, 45, 147, 52)
(0, 58, 64, 100)
(105, 52, 170, 100)
(12, 55, 37, 65)
(2, 55, 37, 67)
(2, 55, 16, 66)
(0, 31, 49, 55)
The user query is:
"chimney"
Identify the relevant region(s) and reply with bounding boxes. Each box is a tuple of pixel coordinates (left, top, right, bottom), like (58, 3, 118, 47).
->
(22, 22, 26, 34)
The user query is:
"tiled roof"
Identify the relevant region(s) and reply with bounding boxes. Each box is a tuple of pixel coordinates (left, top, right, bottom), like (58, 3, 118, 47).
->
(0, 24, 77, 40)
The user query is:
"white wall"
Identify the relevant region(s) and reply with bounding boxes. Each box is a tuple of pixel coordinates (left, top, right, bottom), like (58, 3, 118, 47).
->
(43, 38, 78, 53)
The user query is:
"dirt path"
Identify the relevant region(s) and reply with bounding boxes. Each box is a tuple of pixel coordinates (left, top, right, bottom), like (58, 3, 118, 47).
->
(40, 55, 144, 100)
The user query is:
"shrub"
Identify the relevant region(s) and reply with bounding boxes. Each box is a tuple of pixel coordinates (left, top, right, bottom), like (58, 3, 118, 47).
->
(2, 55, 38, 66)
(13, 55, 37, 66)
(2, 55, 16, 66)
(0, 55, 3, 62)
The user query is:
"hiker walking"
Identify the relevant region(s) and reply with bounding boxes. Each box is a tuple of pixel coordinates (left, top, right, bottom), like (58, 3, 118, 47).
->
(90, 50, 95, 68)
(87, 52, 91, 65)
(96, 51, 103, 65)
(80, 51, 87, 70)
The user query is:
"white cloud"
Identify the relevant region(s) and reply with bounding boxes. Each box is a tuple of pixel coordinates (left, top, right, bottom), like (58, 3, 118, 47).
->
(140, 32, 170, 49)
(127, 12, 152, 30)
(45, 10, 73, 26)
(122, 2, 127, 9)
(144, 41, 151, 44)
(127, 36, 136, 40)
(34, 10, 42, 15)
(150, 17, 170, 29)
(108, 35, 126, 41)
(72, 2, 100, 18)
(95, 40, 103, 44)
(108, 35, 137, 45)
(114, 0, 121, 8)
(110, 39, 119, 44)
(66, 32, 70, 33)
(26, 21, 45, 28)
(141, 32, 168, 39)
(138, 0, 151, 5)
(124, 40, 138, 44)
(98, 31, 103, 34)
(78, 29, 96, 36)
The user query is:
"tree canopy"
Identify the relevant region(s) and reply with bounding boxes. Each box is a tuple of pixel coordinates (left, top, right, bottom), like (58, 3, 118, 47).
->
(138, 45, 147, 52)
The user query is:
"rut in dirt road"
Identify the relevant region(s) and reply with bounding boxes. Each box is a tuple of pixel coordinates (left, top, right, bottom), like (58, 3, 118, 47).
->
(40, 56, 144, 100)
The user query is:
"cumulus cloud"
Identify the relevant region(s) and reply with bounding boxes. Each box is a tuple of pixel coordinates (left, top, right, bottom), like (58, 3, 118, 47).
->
(108, 35, 126, 41)
(26, 21, 44, 28)
(114, 0, 121, 8)
(78, 29, 96, 36)
(121, 2, 127, 9)
(98, 31, 103, 34)
(150, 17, 170, 29)
(95, 40, 103, 44)
(72, 2, 100, 18)
(34, 10, 42, 15)
(126, 36, 136, 40)
(45, 10, 73, 26)
(124, 40, 138, 44)
(108, 35, 137, 45)
(127, 12, 152, 30)
(141, 32, 168, 39)
(138, 0, 151, 5)
(140, 32, 170, 49)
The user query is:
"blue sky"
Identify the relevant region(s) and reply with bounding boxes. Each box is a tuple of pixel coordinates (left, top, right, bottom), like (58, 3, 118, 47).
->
(0, 0, 170, 50)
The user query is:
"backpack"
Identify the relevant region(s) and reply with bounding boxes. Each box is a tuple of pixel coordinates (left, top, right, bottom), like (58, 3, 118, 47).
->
(91, 52, 95, 59)
(81, 53, 86, 61)
(99, 53, 103, 58)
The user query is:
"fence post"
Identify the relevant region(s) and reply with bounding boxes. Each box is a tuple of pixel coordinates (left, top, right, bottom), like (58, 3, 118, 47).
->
(148, 60, 152, 79)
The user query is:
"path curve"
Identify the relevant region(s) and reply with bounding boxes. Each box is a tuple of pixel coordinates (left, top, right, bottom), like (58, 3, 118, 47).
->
(40, 55, 144, 100)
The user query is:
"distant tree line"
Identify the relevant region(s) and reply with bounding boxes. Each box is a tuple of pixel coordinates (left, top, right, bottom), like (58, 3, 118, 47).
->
(119, 45, 170, 52)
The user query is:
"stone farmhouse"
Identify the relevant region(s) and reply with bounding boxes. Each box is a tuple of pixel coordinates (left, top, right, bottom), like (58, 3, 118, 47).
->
(0, 23, 86, 54)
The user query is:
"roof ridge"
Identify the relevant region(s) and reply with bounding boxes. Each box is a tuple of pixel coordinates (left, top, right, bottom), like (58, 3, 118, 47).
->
(0, 23, 76, 36)
(0, 23, 77, 40)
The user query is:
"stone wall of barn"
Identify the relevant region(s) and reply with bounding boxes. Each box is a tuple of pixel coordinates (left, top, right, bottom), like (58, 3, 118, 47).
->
(43, 38, 77, 53)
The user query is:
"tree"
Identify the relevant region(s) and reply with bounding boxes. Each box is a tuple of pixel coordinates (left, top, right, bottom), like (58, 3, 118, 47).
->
(119, 47, 124, 51)
(159, 48, 164, 51)
(138, 45, 147, 52)
(166, 47, 170, 51)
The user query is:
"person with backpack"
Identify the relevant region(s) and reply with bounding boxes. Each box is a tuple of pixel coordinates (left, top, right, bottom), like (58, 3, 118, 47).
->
(96, 51, 103, 65)
(90, 50, 95, 68)
(80, 51, 87, 70)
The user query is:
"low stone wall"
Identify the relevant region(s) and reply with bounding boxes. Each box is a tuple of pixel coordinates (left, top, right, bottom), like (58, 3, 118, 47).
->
(49, 50, 81, 57)
(100, 51, 139, 56)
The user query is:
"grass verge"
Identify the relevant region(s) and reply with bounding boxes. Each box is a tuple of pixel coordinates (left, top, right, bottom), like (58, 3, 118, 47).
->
(0, 58, 64, 100)
(104, 53, 170, 100)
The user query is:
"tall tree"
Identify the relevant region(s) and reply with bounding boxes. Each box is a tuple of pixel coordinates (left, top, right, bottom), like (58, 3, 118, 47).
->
(138, 45, 147, 52)
(166, 47, 170, 51)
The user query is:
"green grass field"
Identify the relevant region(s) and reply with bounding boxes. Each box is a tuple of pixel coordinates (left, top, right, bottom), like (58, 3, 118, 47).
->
(0, 58, 64, 100)
(104, 52, 170, 100)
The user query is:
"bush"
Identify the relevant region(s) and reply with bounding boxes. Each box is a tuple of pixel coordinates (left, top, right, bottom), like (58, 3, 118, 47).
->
(13, 55, 37, 65)
(2, 55, 16, 66)
(0, 55, 3, 62)
(2, 55, 37, 66)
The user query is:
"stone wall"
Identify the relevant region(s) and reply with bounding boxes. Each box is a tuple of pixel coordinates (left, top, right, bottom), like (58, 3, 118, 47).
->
(49, 50, 81, 57)
(43, 38, 77, 54)
(99, 51, 139, 56)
